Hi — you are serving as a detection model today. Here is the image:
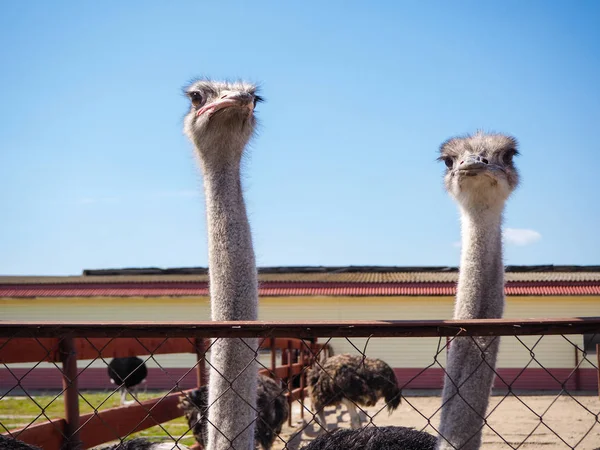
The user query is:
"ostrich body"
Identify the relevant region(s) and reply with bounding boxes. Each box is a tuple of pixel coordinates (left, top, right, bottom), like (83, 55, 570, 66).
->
(0, 435, 38, 450)
(107, 357, 148, 405)
(307, 354, 401, 429)
(435, 132, 519, 450)
(183, 80, 262, 450)
(302, 132, 519, 450)
(304, 426, 436, 450)
(178, 374, 288, 450)
(0, 435, 188, 450)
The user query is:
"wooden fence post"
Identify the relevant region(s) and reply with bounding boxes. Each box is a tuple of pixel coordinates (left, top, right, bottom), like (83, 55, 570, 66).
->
(574, 343, 581, 391)
(287, 341, 293, 427)
(299, 348, 305, 420)
(59, 337, 81, 450)
(270, 338, 276, 373)
(597, 344, 599, 399)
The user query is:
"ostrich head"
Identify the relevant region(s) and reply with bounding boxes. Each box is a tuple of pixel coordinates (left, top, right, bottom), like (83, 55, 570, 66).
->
(438, 131, 520, 210)
(183, 80, 262, 166)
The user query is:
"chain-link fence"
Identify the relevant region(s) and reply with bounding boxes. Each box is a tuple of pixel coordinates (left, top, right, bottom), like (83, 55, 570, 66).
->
(1, 319, 599, 449)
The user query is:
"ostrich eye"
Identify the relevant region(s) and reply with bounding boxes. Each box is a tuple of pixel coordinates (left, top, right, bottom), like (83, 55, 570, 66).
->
(502, 149, 516, 165)
(443, 157, 453, 169)
(189, 91, 203, 107)
(253, 95, 264, 107)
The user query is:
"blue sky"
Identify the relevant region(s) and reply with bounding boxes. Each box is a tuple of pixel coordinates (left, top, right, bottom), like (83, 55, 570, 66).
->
(1, 1, 599, 275)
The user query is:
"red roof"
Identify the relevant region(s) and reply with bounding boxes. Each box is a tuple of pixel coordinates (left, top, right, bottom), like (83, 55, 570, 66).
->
(1, 279, 599, 298)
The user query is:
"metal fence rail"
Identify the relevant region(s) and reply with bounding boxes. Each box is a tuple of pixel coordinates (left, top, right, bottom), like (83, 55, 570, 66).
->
(1, 318, 599, 450)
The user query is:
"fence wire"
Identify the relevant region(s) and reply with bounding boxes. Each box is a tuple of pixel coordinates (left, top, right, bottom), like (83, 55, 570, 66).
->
(0, 320, 599, 450)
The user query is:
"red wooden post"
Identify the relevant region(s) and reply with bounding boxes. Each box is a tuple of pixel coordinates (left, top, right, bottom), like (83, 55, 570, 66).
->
(270, 338, 276, 373)
(299, 348, 305, 420)
(282, 343, 288, 366)
(195, 338, 208, 387)
(311, 343, 318, 365)
(287, 340, 293, 427)
(574, 343, 581, 391)
(597, 344, 600, 399)
(59, 337, 81, 450)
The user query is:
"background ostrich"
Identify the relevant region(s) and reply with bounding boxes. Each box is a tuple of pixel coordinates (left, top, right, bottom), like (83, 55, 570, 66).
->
(0, 435, 188, 449)
(303, 132, 519, 450)
(307, 354, 401, 430)
(178, 374, 288, 450)
(183, 80, 262, 450)
(107, 357, 148, 405)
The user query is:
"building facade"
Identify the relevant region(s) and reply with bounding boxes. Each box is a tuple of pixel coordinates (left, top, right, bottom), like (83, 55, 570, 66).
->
(1, 266, 599, 392)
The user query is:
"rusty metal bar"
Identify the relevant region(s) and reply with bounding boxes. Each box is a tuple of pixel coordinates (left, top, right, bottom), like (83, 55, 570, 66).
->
(1, 317, 600, 338)
(59, 337, 81, 450)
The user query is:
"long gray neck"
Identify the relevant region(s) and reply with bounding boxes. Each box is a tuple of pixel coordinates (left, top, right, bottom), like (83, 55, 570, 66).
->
(202, 161, 258, 450)
(437, 206, 505, 450)
(203, 165, 258, 322)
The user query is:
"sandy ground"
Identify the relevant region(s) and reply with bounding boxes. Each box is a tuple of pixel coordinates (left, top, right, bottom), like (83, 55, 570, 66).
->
(275, 393, 600, 449)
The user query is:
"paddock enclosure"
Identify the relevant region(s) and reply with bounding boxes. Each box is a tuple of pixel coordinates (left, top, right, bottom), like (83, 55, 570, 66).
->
(1, 266, 599, 449)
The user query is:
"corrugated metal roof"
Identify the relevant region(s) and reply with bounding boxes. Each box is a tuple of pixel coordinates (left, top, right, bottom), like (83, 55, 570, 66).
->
(1, 281, 599, 298)
(1, 266, 599, 297)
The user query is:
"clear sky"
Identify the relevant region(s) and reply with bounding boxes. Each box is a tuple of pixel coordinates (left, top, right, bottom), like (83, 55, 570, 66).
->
(1, 1, 599, 275)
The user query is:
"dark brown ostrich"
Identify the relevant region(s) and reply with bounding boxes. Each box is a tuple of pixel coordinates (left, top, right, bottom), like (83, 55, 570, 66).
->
(178, 374, 288, 450)
(307, 354, 401, 430)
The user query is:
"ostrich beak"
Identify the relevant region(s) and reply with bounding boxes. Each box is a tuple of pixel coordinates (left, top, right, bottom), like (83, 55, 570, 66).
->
(456, 155, 488, 176)
(196, 92, 254, 117)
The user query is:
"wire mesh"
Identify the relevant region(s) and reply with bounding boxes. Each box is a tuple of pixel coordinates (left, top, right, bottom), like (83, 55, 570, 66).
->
(0, 320, 599, 450)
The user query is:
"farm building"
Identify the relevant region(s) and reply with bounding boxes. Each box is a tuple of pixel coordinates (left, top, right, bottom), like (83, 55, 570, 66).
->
(1, 265, 599, 393)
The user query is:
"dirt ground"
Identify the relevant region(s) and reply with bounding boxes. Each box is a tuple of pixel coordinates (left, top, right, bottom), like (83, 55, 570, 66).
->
(276, 393, 600, 449)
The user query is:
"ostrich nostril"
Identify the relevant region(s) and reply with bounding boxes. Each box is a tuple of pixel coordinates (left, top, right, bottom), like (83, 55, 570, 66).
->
(460, 160, 465, 165)
(481, 158, 489, 164)
(221, 94, 228, 99)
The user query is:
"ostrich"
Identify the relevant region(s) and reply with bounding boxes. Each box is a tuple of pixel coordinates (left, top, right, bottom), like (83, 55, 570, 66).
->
(183, 80, 263, 450)
(178, 374, 288, 449)
(303, 132, 520, 450)
(435, 132, 519, 449)
(307, 354, 401, 430)
(0, 435, 188, 449)
(107, 357, 148, 405)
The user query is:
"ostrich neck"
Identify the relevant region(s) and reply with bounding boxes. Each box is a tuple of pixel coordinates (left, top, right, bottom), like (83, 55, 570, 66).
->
(203, 164, 258, 321)
(455, 206, 504, 320)
(201, 160, 258, 450)
(437, 205, 505, 450)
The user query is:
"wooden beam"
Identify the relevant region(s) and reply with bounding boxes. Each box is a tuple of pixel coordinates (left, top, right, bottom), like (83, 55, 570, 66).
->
(2, 420, 65, 450)
(1, 318, 599, 338)
(73, 337, 196, 360)
(0, 338, 60, 363)
(0, 337, 196, 365)
(259, 363, 304, 380)
(78, 390, 190, 448)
